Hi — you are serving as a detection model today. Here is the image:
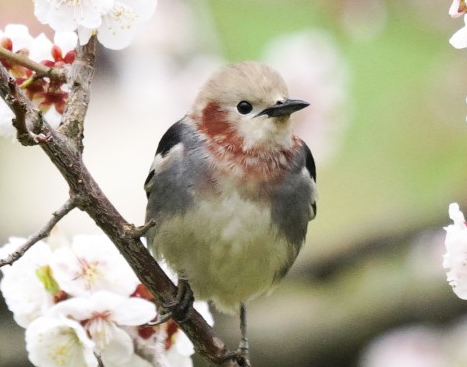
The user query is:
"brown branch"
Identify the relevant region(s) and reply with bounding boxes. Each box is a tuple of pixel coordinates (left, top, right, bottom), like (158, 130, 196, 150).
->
(0, 46, 66, 82)
(0, 198, 76, 267)
(57, 37, 96, 152)
(123, 219, 156, 239)
(0, 38, 241, 367)
(0, 67, 48, 145)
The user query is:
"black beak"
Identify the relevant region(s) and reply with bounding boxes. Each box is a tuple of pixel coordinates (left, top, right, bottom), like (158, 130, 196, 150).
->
(256, 99, 309, 118)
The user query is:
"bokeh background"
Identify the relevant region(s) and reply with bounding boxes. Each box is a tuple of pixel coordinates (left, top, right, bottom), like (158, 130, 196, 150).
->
(1, 0, 467, 366)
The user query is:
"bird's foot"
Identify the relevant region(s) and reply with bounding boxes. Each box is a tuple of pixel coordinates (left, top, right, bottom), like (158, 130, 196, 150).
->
(150, 279, 194, 325)
(221, 345, 251, 367)
(237, 338, 251, 367)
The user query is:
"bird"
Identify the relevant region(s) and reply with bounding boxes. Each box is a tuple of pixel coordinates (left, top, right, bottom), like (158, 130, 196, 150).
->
(144, 60, 317, 362)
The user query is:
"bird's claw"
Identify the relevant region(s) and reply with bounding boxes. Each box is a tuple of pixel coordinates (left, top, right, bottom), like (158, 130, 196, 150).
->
(220, 348, 251, 367)
(152, 279, 194, 325)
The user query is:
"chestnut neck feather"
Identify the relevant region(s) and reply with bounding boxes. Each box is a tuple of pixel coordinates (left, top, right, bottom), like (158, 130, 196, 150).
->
(196, 102, 299, 179)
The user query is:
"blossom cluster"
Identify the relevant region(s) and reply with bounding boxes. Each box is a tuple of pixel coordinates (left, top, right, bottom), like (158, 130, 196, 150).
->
(34, 0, 157, 50)
(0, 234, 212, 367)
(0, 25, 77, 138)
(449, 0, 467, 49)
(443, 203, 467, 299)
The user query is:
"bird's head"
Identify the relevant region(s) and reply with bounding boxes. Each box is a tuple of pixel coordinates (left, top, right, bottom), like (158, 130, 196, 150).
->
(190, 61, 309, 152)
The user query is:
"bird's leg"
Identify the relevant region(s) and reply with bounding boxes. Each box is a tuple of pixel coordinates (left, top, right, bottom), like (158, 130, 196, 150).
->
(150, 279, 194, 325)
(238, 303, 251, 366)
(220, 303, 251, 367)
(239, 303, 249, 355)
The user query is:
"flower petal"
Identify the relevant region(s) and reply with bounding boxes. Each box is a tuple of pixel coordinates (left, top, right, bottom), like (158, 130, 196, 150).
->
(450, 25, 467, 49)
(111, 297, 156, 326)
(26, 316, 97, 367)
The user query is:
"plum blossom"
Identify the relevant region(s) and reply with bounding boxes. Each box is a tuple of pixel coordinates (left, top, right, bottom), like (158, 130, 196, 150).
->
(26, 316, 97, 367)
(0, 238, 55, 327)
(0, 232, 214, 367)
(450, 0, 467, 18)
(34, 0, 158, 50)
(51, 234, 140, 297)
(50, 291, 156, 367)
(443, 203, 467, 299)
(34, 0, 114, 32)
(450, 16, 467, 49)
(0, 25, 77, 138)
(449, 0, 467, 49)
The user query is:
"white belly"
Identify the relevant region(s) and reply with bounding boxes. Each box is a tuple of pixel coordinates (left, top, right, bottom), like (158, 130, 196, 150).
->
(154, 190, 292, 313)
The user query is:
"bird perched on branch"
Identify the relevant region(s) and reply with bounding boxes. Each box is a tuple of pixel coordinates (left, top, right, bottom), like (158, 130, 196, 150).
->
(144, 61, 317, 362)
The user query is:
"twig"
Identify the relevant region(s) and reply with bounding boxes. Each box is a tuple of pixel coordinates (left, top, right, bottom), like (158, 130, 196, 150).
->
(123, 219, 156, 239)
(0, 198, 76, 267)
(95, 353, 105, 367)
(0, 46, 66, 82)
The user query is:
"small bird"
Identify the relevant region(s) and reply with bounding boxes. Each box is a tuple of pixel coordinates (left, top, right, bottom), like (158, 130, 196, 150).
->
(144, 61, 317, 360)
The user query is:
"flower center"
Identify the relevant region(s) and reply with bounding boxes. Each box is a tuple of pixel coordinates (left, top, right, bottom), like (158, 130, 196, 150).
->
(74, 258, 103, 290)
(105, 3, 138, 32)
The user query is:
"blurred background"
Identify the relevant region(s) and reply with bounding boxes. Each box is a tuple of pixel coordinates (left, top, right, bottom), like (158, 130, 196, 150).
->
(1, 0, 467, 366)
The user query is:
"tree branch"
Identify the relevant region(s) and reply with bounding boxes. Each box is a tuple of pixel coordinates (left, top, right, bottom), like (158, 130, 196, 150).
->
(0, 66, 48, 145)
(0, 198, 76, 267)
(57, 37, 96, 152)
(0, 39, 241, 367)
(0, 45, 66, 82)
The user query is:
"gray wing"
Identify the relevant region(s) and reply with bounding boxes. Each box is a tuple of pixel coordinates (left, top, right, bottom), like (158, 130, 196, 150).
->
(144, 120, 207, 249)
(271, 139, 317, 279)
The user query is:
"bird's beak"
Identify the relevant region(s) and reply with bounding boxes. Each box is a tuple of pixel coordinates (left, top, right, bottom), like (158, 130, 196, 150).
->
(256, 99, 310, 118)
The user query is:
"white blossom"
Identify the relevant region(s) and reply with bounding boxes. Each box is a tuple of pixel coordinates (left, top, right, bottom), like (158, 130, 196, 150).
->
(450, 17, 467, 49)
(0, 24, 34, 50)
(34, 0, 114, 32)
(0, 25, 76, 138)
(26, 315, 97, 367)
(0, 238, 55, 327)
(34, 0, 157, 50)
(450, 0, 467, 18)
(51, 291, 156, 366)
(443, 203, 467, 299)
(51, 234, 139, 297)
(1, 231, 212, 367)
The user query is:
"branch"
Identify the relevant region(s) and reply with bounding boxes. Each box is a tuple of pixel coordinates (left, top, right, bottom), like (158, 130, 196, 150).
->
(0, 66, 48, 145)
(0, 38, 241, 367)
(0, 198, 76, 267)
(0, 46, 66, 82)
(57, 37, 97, 152)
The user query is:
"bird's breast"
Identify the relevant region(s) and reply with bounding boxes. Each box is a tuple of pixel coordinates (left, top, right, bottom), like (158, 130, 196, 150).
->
(153, 184, 296, 313)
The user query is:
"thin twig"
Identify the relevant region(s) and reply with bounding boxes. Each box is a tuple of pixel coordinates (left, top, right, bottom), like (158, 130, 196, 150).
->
(95, 353, 105, 367)
(0, 46, 66, 82)
(0, 198, 76, 267)
(123, 219, 156, 239)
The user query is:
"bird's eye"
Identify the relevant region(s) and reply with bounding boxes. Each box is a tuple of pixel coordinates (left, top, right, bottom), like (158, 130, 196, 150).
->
(236, 101, 253, 115)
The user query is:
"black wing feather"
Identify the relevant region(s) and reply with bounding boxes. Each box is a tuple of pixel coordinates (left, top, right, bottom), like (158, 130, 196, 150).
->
(156, 120, 184, 157)
(145, 120, 185, 198)
(302, 141, 317, 216)
(302, 141, 316, 182)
